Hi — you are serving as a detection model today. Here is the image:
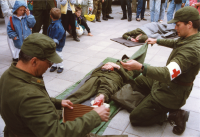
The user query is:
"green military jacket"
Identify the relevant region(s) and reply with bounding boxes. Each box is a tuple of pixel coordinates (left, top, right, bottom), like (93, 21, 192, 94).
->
(32, 0, 55, 10)
(142, 32, 200, 109)
(0, 63, 101, 137)
(122, 28, 148, 42)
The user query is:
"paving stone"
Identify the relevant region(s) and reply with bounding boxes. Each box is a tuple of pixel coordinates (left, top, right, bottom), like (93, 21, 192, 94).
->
(46, 89, 60, 98)
(70, 63, 96, 74)
(56, 70, 86, 82)
(186, 111, 200, 131)
(182, 97, 200, 113)
(190, 86, 200, 99)
(67, 55, 89, 62)
(0, 116, 5, 136)
(102, 127, 123, 135)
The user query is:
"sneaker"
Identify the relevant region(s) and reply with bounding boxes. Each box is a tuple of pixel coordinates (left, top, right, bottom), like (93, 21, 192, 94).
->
(50, 66, 57, 72)
(106, 15, 114, 19)
(57, 67, 64, 73)
(73, 37, 80, 42)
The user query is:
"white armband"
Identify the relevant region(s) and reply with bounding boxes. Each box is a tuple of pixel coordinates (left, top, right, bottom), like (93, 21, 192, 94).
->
(166, 62, 182, 81)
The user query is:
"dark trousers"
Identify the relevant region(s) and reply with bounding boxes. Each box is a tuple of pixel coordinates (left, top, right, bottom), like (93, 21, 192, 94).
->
(136, 0, 146, 19)
(129, 75, 172, 126)
(32, 9, 51, 35)
(120, 0, 132, 19)
(102, 0, 112, 16)
(61, 11, 77, 38)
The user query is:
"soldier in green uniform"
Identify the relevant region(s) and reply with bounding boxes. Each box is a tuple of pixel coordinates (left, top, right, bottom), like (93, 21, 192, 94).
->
(121, 6, 200, 135)
(0, 33, 110, 137)
(32, 0, 55, 35)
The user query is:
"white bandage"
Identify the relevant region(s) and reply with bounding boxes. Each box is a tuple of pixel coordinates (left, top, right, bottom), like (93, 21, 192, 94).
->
(166, 62, 182, 81)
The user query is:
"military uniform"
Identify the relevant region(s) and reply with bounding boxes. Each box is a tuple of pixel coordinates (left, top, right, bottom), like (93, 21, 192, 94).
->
(130, 27, 200, 126)
(102, 0, 112, 18)
(122, 28, 148, 42)
(93, 0, 102, 20)
(0, 33, 102, 137)
(32, 0, 55, 35)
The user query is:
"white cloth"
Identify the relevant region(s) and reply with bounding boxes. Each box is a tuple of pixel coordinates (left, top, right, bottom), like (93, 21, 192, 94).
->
(4, 16, 20, 59)
(52, 51, 64, 68)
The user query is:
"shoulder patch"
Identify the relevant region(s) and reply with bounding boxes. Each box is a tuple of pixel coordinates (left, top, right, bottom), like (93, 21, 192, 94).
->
(167, 62, 182, 81)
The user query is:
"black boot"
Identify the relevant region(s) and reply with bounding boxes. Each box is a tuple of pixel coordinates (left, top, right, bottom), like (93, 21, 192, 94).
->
(106, 15, 114, 19)
(168, 109, 190, 135)
(102, 16, 108, 21)
(121, 16, 127, 20)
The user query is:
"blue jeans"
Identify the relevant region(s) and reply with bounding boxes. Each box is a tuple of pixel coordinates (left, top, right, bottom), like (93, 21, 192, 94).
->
(136, 0, 146, 19)
(159, 0, 167, 20)
(167, 0, 182, 22)
(150, 0, 161, 22)
(185, 0, 190, 6)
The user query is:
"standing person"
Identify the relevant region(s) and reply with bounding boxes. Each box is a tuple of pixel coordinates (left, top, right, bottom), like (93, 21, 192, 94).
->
(0, 0, 27, 62)
(7, 1, 36, 61)
(61, 0, 80, 42)
(121, 6, 200, 135)
(190, 0, 200, 13)
(150, 0, 161, 22)
(159, 0, 168, 23)
(120, 0, 132, 21)
(32, 0, 55, 35)
(0, 33, 110, 137)
(48, 8, 66, 73)
(75, 0, 93, 19)
(102, 0, 114, 20)
(136, 0, 147, 22)
(92, 0, 103, 22)
(167, 0, 186, 22)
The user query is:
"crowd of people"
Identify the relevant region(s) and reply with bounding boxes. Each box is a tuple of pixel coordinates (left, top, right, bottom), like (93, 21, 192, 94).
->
(0, 0, 200, 137)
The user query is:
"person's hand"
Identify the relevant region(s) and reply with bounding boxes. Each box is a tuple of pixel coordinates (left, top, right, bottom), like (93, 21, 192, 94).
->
(25, 8, 30, 16)
(93, 106, 110, 122)
(89, 7, 92, 11)
(195, 3, 200, 6)
(131, 38, 138, 42)
(120, 60, 142, 71)
(102, 63, 114, 70)
(136, 34, 142, 41)
(94, 94, 105, 105)
(106, 62, 120, 69)
(145, 38, 157, 44)
(61, 100, 73, 109)
(88, 33, 93, 36)
(14, 37, 17, 40)
(181, 3, 185, 8)
(102, 0, 104, 2)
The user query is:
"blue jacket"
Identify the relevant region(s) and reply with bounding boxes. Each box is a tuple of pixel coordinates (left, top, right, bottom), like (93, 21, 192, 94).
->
(7, 1, 36, 49)
(47, 19, 66, 52)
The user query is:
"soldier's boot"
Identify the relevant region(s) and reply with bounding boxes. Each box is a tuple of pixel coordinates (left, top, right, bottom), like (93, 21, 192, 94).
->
(102, 15, 108, 21)
(106, 14, 114, 19)
(168, 109, 190, 135)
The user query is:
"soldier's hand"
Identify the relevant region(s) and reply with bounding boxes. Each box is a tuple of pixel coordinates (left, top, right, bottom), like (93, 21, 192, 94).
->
(94, 106, 110, 122)
(94, 94, 105, 105)
(61, 100, 73, 109)
(120, 60, 142, 71)
(145, 38, 157, 44)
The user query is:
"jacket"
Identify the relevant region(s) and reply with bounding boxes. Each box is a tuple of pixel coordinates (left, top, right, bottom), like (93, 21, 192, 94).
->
(0, 63, 102, 137)
(190, 0, 200, 14)
(32, 0, 55, 10)
(0, 0, 26, 17)
(7, 1, 36, 49)
(60, 0, 76, 12)
(47, 19, 66, 52)
(142, 33, 200, 109)
(75, 0, 93, 15)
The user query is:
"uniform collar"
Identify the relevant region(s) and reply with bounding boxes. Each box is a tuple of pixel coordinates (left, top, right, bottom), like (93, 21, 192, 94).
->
(9, 63, 45, 87)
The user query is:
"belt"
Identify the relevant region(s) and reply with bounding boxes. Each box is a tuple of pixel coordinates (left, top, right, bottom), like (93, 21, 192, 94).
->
(173, 79, 193, 86)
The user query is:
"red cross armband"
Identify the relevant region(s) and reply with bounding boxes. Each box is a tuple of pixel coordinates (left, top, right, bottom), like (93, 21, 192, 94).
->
(166, 62, 182, 81)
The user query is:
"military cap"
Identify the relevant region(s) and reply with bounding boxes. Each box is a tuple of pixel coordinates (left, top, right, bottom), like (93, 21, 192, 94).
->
(168, 6, 200, 24)
(21, 33, 62, 63)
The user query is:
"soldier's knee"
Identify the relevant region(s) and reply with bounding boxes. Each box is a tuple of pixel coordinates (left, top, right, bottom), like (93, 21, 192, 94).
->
(129, 110, 143, 126)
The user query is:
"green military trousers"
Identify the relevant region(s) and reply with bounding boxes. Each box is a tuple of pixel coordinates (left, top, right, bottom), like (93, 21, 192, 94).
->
(93, 0, 102, 20)
(66, 76, 119, 104)
(102, 0, 112, 16)
(129, 75, 172, 126)
(32, 10, 51, 35)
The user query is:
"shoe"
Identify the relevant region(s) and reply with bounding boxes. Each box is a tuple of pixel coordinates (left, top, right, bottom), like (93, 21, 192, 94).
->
(102, 16, 108, 21)
(121, 17, 127, 20)
(50, 66, 57, 72)
(96, 19, 101, 22)
(106, 15, 114, 19)
(141, 18, 147, 21)
(91, 20, 95, 23)
(57, 67, 64, 73)
(168, 109, 190, 135)
(136, 18, 140, 22)
(128, 18, 132, 22)
(73, 37, 80, 42)
(12, 58, 18, 63)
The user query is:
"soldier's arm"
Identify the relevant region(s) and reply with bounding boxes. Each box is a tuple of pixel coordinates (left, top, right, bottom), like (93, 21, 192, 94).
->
(142, 46, 200, 83)
(19, 92, 101, 137)
(157, 38, 178, 49)
(122, 30, 138, 40)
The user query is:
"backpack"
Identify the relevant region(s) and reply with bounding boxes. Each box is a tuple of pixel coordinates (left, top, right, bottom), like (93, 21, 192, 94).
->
(10, 16, 15, 31)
